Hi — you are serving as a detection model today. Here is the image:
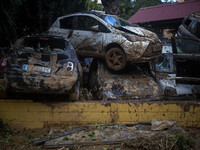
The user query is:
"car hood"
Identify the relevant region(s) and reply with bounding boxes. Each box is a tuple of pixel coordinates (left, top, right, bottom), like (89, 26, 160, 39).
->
(122, 26, 158, 39)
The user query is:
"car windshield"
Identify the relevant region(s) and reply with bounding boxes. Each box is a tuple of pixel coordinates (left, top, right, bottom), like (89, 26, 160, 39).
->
(101, 15, 136, 27)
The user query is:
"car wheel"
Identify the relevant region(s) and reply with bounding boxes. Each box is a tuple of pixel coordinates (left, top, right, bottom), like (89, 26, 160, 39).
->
(69, 82, 80, 101)
(105, 47, 126, 71)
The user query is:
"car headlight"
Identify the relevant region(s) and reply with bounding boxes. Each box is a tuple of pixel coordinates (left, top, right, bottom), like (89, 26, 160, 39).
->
(66, 62, 74, 71)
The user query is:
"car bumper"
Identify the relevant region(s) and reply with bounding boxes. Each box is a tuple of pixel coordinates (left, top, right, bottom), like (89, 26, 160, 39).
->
(6, 72, 79, 94)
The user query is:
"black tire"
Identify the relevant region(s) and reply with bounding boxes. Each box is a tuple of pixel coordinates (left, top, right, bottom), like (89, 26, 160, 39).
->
(68, 81, 80, 101)
(105, 47, 126, 71)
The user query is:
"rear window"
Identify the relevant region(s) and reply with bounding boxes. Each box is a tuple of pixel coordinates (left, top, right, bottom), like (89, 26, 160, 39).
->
(22, 38, 66, 53)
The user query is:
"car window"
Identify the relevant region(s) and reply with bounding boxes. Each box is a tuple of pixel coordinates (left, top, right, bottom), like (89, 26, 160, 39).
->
(60, 16, 76, 29)
(76, 15, 110, 33)
(175, 38, 200, 54)
(21, 38, 66, 53)
(154, 54, 174, 73)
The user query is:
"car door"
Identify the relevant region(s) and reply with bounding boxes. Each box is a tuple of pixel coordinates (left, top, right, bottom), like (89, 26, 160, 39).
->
(69, 15, 108, 56)
(56, 16, 76, 40)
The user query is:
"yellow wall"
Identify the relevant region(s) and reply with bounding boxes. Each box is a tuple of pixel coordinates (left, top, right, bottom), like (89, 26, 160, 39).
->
(0, 100, 199, 129)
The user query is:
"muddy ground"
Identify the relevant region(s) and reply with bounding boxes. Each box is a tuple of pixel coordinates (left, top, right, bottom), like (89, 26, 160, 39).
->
(1, 120, 200, 150)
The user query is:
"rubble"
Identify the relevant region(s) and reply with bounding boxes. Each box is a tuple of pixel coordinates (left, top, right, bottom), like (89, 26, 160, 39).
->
(90, 60, 161, 100)
(31, 121, 196, 150)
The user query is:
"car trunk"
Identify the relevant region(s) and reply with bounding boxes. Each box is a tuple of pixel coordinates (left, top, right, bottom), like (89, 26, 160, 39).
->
(8, 52, 68, 75)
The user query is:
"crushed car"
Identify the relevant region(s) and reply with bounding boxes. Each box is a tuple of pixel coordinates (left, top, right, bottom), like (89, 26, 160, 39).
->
(0, 35, 82, 100)
(49, 11, 162, 71)
(177, 13, 200, 40)
(150, 37, 200, 97)
(88, 60, 161, 100)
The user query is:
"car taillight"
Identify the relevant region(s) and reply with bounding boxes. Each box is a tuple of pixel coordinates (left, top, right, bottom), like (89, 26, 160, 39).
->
(1, 58, 7, 70)
(66, 62, 74, 71)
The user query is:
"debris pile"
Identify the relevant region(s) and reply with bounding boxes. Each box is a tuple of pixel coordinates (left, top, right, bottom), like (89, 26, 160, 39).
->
(33, 120, 196, 150)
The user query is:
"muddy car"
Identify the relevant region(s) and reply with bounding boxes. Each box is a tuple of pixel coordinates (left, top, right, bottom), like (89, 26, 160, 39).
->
(0, 35, 81, 100)
(88, 60, 161, 100)
(150, 37, 200, 97)
(177, 13, 200, 40)
(49, 11, 162, 71)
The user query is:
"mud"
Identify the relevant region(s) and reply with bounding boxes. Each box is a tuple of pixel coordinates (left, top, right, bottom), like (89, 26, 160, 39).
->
(91, 60, 161, 100)
(49, 11, 162, 69)
(41, 121, 198, 150)
(3, 36, 81, 95)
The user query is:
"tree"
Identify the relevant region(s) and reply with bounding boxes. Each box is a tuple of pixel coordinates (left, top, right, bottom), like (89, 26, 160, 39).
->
(86, 0, 103, 11)
(0, 0, 88, 47)
(120, 0, 134, 19)
(0, 0, 21, 47)
(119, 0, 163, 20)
(132, 0, 162, 14)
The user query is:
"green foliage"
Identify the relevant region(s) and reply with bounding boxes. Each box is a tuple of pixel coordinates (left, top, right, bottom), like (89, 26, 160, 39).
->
(132, 0, 162, 14)
(120, 0, 134, 20)
(0, 119, 13, 144)
(0, 0, 21, 47)
(88, 131, 95, 139)
(1, 0, 88, 47)
(170, 133, 195, 150)
(86, 0, 103, 11)
(0, 79, 5, 91)
(93, 123, 104, 129)
(119, 0, 162, 20)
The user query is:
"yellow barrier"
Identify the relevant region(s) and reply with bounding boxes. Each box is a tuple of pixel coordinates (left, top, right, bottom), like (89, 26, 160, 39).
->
(0, 100, 199, 129)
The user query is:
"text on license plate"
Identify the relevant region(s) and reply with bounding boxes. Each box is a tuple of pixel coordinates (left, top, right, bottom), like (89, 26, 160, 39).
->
(23, 65, 51, 73)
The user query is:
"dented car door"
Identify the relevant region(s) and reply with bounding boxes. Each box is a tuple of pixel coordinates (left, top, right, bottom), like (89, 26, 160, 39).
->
(70, 15, 104, 56)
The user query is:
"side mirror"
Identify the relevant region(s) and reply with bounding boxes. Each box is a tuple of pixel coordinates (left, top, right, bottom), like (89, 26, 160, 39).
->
(91, 25, 99, 32)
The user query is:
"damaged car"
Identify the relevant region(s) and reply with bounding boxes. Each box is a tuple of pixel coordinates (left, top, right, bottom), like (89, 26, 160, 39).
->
(177, 13, 200, 40)
(0, 35, 82, 100)
(49, 11, 162, 71)
(150, 37, 200, 97)
(88, 60, 161, 100)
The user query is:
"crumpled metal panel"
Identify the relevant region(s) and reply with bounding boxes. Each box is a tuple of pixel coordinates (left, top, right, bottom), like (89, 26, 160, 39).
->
(94, 61, 161, 100)
(2, 36, 81, 94)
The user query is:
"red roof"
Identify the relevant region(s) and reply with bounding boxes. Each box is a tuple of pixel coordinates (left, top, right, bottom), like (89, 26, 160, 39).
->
(128, 0, 200, 23)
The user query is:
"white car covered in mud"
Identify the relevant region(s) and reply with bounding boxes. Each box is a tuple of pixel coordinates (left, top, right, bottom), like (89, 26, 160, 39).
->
(49, 11, 162, 71)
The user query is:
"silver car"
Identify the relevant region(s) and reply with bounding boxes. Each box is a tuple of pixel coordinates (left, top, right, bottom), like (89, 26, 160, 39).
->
(49, 11, 162, 71)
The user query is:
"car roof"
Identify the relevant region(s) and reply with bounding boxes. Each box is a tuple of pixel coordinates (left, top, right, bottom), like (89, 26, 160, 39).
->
(25, 35, 65, 40)
(62, 11, 117, 18)
(187, 13, 200, 20)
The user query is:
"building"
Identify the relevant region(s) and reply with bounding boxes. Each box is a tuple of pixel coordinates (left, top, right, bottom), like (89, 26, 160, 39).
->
(128, 0, 200, 29)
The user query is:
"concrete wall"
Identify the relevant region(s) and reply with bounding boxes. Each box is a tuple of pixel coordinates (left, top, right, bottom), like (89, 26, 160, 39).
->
(0, 100, 199, 129)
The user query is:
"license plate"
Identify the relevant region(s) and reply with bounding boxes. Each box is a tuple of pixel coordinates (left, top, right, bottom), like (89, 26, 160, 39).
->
(23, 65, 51, 73)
